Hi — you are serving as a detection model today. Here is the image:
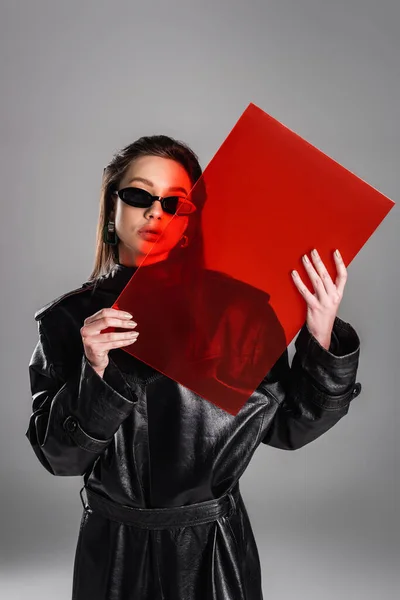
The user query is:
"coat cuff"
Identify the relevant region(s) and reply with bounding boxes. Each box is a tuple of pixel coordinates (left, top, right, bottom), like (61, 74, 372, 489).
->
(63, 354, 137, 443)
(102, 355, 137, 404)
(294, 316, 362, 401)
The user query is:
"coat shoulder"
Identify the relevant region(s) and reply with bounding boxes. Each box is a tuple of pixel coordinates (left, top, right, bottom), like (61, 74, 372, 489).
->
(34, 282, 96, 322)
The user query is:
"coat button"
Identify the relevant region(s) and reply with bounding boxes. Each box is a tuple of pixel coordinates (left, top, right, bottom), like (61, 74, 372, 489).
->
(64, 416, 78, 432)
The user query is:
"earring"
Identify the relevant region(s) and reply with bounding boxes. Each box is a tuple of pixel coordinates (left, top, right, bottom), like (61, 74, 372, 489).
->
(103, 220, 119, 245)
(180, 234, 189, 248)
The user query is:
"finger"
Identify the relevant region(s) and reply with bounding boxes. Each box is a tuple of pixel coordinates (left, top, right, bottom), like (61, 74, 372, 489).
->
(82, 317, 137, 337)
(333, 249, 347, 296)
(84, 308, 133, 325)
(309, 249, 337, 295)
(86, 331, 139, 344)
(84, 308, 113, 325)
(291, 270, 319, 309)
(301, 253, 328, 300)
(111, 335, 139, 348)
(90, 335, 139, 352)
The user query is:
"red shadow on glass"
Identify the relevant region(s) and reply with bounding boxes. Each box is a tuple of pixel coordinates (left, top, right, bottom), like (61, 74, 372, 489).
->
(104, 103, 395, 416)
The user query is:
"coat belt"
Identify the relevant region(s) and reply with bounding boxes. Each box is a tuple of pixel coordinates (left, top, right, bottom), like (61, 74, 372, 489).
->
(79, 484, 240, 530)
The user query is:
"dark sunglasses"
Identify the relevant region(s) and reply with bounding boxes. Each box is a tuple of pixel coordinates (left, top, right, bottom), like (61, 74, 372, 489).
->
(112, 187, 197, 215)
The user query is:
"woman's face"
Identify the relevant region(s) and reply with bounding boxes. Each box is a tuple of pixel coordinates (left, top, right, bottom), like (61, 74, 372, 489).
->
(111, 155, 193, 266)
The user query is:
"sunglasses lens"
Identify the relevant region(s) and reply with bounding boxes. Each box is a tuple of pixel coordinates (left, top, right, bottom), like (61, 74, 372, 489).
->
(162, 197, 180, 214)
(120, 188, 151, 206)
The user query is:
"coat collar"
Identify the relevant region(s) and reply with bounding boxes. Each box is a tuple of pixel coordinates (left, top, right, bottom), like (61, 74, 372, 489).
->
(93, 263, 138, 292)
(94, 257, 187, 293)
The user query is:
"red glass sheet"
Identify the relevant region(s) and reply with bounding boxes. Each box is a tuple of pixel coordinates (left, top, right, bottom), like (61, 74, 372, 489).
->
(105, 103, 395, 415)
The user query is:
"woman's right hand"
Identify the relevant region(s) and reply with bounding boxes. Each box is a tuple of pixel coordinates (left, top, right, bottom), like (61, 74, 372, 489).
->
(80, 308, 139, 374)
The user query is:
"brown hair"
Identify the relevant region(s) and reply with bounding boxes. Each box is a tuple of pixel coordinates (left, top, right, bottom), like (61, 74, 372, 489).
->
(87, 135, 205, 283)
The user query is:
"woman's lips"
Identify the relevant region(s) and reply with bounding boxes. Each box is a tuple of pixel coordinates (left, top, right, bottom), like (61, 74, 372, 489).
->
(138, 229, 162, 241)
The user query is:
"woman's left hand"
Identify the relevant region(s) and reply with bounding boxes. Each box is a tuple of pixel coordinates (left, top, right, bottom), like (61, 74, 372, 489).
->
(291, 249, 347, 350)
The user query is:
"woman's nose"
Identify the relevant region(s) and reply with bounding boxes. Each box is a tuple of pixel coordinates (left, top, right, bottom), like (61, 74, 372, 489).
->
(145, 200, 163, 218)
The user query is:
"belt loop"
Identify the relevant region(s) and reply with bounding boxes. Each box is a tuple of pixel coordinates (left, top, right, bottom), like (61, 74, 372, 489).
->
(80, 485, 92, 514)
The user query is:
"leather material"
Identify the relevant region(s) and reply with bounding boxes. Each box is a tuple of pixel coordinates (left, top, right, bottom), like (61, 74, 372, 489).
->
(27, 263, 362, 599)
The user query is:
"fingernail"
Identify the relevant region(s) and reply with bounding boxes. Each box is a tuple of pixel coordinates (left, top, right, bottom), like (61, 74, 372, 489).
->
(123, 312, 133, 319)
(311, 249, 318, 256)
(303, 254, 310, 263)
(291, 270, 298, 277)
(335, 249, 341, 258)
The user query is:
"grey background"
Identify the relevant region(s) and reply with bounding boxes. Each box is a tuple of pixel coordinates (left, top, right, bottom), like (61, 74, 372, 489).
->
(1, 0, 398, 598)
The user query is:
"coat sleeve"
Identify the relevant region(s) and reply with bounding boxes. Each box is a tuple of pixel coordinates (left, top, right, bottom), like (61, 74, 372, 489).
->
(258, 315, 362, 450)
(26, 319, 137, 476)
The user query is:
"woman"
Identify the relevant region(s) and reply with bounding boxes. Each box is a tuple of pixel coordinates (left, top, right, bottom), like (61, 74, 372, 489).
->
(27, 135, 362, 600)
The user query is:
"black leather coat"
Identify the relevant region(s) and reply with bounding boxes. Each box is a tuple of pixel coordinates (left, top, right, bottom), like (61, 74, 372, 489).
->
(26, 263, 362, 600)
